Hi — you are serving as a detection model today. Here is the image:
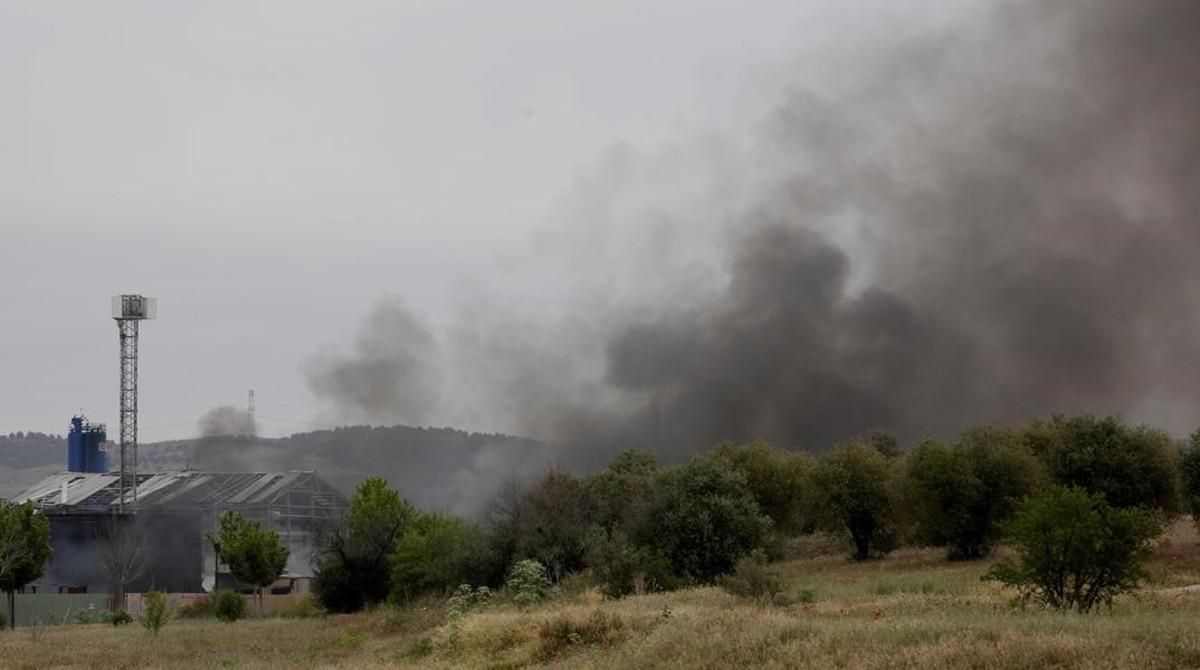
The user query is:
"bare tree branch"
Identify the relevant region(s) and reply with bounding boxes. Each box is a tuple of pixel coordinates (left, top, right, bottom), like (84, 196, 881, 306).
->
(95, 513, 147, 611)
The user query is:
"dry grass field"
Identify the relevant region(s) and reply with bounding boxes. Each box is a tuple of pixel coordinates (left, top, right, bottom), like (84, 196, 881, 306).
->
(5, 522, 1200, 670)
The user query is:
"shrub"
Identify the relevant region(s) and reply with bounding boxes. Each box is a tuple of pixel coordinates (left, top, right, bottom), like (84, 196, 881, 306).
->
(536, 610, 624, 661)
(640, 455, 772, 582)
(214, 589, 247, 623)
(586, 528, 675, 599)
(109, 610, 133, 626)
(985, 487, 1162, 612)
(141, 590, 169, 635)
(283, 594, 324, 619)
(905, 428, 1042, 559)
(506, 559, 550, 607)
(74, 604, 104, 624)
(442, 584, 492, 652)
(813, 442, 899, 561)
(719, 549, 783, 606)
(446, 584, 492, 617)
(176, 597, 213, 619)
(390, 512, 491, 603)
(1031, 415, 1178, 513)
(311, 559, 360, 614)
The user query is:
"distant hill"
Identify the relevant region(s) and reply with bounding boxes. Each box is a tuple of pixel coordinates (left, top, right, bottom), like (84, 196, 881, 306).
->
(0, 432, 66, 469)
(0, 425, 551, 515)
(0, 432, 70, 499)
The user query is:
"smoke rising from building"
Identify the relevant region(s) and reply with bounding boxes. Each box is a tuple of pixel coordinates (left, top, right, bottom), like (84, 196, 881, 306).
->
(307, 1, 1200, 475)
(191, 406, 258, 472)
(198, 406, 257, 438)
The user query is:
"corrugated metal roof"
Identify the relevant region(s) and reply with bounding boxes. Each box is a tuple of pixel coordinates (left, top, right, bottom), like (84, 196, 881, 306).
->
(228, 473, 278, 503)
(14, 474, 79, 505)
(65, 475, 116, 506)
(249, 471, 302, 504)
(148, 474, 214, 505)
(10, 470, 344, 513)
(110, 472, 181, 507)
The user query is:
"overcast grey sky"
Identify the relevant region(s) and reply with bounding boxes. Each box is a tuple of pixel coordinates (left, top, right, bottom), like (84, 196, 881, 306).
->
(0, 1, 973, 441)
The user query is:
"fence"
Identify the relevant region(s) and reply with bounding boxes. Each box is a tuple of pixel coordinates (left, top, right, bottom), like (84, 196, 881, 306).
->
(5, 591, 309, 627)
(126, 591, 308, 617)
(9, 593, 111, 627)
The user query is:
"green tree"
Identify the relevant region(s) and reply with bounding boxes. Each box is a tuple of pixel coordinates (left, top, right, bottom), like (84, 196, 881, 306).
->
(0, 501, 52, 629)
(390, 512, 490, 602)
(314, 477, 416, 612)
(1177, 429, 1200, 525)
(640, 455, 772, 583)
(514, 470, 594, 582)
(711, 441, 816, 535)
(482, 477, 527, 583)
(585, 451, 658, 535)
(864, 431, 902, 458)
(905, 427, 1042, 559)
(213, 511, 289, 613)
(813, 441, 899, 561)
(1031, 415, 1178, 513)
(985, 487, 1161, 612)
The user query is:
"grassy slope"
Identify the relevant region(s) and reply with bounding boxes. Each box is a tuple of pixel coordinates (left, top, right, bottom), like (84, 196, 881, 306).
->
(6, 523, 1200, 670)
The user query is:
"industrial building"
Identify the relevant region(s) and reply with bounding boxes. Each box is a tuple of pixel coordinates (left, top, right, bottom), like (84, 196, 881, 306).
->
(6, 295, 351, 596)
(13, 464, 348, 593)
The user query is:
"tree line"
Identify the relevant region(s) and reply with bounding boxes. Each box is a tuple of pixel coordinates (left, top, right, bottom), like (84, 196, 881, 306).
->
(1, 432, 62, 441)
(0, 412, 1191, 622)
(311, 413, 1200, 612)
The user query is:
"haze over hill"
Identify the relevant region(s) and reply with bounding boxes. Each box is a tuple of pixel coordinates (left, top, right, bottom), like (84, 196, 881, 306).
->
(0, 424, 544, 515)
(0, 432, 70, 499)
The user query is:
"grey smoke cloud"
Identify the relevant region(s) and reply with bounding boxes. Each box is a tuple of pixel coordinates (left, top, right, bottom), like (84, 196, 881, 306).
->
(307, 298, 439, 427)
(198, 406, 257, 438)
(309, 1, 1200, 477)
(191, 405, 258, 472)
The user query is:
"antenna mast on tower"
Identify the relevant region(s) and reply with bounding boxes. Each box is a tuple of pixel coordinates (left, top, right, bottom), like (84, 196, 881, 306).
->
(112, 295, 156, 513)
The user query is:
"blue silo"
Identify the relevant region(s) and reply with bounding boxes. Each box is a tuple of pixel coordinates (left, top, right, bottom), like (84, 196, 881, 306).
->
(67, 416, 108, 473)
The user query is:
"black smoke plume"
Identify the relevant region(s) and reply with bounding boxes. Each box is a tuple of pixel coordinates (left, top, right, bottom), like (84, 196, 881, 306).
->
(309, 1, 1200, 478)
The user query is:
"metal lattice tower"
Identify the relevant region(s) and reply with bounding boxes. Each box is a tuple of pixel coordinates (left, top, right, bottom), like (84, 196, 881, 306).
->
(112, 295, 156, 513)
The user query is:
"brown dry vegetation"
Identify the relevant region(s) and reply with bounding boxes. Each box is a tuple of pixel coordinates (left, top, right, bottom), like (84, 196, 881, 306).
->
(5, 522, 1200, 669)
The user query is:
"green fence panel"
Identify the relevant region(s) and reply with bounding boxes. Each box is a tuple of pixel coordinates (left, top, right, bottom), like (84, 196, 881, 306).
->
(11, 593, 111, 627)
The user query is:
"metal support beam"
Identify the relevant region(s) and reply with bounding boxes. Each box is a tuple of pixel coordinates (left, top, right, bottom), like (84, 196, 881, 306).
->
(117, 318, 139, 512)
